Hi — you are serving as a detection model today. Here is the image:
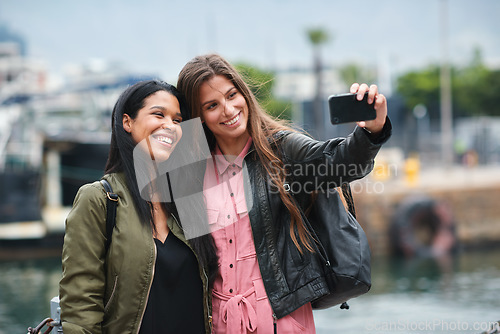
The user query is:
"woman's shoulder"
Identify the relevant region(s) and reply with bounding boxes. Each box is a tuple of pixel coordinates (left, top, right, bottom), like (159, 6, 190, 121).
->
(269, 129, 301, 145)
(101, 172, 127, 190)
(272, 130, 292, 140)
(71, 180, 107, 209)
(278, 130, 316, 148)
(72, 173, 126, 204)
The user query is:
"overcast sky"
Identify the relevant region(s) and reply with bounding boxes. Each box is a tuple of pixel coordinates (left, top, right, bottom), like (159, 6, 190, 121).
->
(1, 0, 499, 84)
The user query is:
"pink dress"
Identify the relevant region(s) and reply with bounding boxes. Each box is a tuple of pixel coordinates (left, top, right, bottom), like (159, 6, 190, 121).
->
(203, 137, 316, 334)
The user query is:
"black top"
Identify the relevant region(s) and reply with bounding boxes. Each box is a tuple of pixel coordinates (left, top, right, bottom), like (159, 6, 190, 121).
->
(139, 232, 205, 334)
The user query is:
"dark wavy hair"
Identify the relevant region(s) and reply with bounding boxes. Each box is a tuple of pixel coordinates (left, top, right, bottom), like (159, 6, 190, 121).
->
(104, 80, 218, 284)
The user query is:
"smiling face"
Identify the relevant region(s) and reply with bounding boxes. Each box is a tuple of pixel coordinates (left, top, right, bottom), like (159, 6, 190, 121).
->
(123, 90, 183, 162)
(199, 75, 249, 150)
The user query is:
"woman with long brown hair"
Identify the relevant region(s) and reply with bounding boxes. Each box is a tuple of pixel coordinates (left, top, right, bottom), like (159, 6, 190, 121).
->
(177, 54, 391, 333)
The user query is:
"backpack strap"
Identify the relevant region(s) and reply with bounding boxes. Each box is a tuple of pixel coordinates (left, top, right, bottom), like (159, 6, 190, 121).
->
(100, 179, 118, 251)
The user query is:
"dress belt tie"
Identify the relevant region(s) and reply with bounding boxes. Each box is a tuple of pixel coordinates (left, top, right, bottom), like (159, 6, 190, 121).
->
(213, 286, 257, 333)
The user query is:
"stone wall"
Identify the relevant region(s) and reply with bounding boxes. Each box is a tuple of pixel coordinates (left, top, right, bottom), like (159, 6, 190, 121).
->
(352, 166, 500, 256)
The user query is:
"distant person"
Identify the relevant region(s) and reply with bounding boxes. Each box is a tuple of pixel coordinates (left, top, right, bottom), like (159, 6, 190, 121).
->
(462, 149, 478, 168)
(59, 80, 217, 334)
(177, 54, 392, 333)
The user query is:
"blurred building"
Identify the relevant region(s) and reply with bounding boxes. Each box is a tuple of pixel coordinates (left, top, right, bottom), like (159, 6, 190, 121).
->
(274, 66, 351, 140)
(0, 37, 154, 241)
(0, 40, 48, 240)
(455, 117, 500, 165)
(273, 65, 407, 146)
(0, 42, 47, 101)
(274, 66, 347, 101)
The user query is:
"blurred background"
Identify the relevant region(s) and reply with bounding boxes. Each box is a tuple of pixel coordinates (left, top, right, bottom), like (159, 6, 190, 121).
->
(1, 0, 499, 333)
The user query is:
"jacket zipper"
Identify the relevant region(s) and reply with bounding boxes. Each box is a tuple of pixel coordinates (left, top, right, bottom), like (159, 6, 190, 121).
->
(246, 145, 278, 334)
(136, 239, 157, 334)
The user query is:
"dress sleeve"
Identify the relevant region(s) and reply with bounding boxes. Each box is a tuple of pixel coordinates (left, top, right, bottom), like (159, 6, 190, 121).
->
(59, 182, 108, 334)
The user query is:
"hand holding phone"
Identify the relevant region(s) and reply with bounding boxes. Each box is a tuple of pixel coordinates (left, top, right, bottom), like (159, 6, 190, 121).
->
(328, 92, 376, 125)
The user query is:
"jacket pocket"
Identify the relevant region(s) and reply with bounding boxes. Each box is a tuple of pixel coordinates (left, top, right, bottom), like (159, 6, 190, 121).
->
(253, 278, 268, 301)
(236, 212, 257, 262)
(277, 303, 313, 333)
(277, 312, 307, 332)
(207, 208, 220, 228)
(253, 278, 309, 332)
(288, 239, 310, 270)
(235, 197, 248, 216)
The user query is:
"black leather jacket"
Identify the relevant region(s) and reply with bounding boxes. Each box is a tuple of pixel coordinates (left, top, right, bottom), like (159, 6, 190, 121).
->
(244, 122, 391, 319)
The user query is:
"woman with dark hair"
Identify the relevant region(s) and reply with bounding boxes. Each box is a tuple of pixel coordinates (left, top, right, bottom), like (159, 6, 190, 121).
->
(177, 54, 391, 333)
(59, 80, 217, 334)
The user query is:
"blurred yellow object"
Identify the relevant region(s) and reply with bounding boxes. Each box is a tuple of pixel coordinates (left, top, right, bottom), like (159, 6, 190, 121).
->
(404, 154, 420, 186)
(372, 159, 391, 181)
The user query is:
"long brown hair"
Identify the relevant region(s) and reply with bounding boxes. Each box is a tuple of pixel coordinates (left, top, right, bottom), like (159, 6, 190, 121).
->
(177, 54, 313, 253)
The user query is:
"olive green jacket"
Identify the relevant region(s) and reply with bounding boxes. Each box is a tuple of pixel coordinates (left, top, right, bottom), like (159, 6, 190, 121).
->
(59, 173, 212, 334)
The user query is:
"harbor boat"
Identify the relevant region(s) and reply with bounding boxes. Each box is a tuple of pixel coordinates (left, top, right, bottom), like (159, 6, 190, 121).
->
(0, 41, 153, 242)
(0, 41, 47, 241)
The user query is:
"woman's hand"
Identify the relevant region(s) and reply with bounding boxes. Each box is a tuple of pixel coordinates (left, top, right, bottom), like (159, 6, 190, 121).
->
(350, 83, 387, 135)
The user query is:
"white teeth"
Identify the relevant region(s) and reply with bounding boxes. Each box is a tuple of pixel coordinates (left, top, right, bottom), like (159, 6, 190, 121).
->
(156, 136, 173, 144)
(223, 113, 239, 126)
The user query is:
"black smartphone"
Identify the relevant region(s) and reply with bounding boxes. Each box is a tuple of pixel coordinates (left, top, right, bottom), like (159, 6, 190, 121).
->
(328, 92, 376, 124)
